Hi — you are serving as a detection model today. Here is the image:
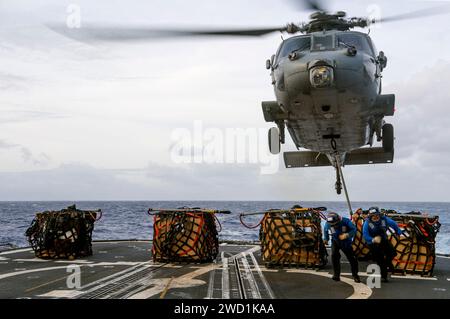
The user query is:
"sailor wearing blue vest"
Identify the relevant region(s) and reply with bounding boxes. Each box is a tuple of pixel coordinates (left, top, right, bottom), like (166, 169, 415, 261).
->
(363, 207, 402, 282)
(324, 212, 360, 283)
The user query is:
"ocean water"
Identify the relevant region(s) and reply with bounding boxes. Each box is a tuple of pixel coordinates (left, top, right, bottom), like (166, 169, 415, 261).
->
(0, 201, 448, 254)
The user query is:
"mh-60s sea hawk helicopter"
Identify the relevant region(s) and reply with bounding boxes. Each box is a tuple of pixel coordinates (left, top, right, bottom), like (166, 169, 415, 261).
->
(257, 2, 450, 195)
(50, 0, 450, 195)
(262, 10, 394, 195)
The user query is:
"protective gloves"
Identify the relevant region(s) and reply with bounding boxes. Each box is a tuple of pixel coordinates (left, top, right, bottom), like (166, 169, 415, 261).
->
(372, 236, 382, 244)
(338, 233, 349, 240)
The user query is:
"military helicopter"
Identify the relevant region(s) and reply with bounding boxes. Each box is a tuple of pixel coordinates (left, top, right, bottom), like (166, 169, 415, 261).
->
(50, 0, 450, 195)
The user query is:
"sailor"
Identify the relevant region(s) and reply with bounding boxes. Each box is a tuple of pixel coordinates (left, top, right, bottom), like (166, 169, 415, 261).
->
(324, 212, 360, 283)
(363, 207, 402, 282)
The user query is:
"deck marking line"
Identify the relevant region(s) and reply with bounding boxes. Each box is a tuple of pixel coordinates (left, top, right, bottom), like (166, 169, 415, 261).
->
(85, 269, 152, 299)
(80, 264, 153, 296)
(128, 247, 259, 299)
(78, 263, 172, 299)
(160, 277, 175, 299)
(239, 253, 261, 299)
(227, 246, 259, 300)
(128, 267, 212, 299)
(391, 275, 437, 281)
(38, 290, 84, 298)
(248, 252, 275, 299)
(206, 268, 215, 299)
(13, 258, 48, 263)
(0, 262, 144, 281)
(0, 248, 32, 255)
(55, 260, 93, 264)
(25, 275, 69, 293)
(0, 266, 70, 280)
(110, 265, 170, 299)
(221, 252, 230, 299)
(79, 262, 149, 290)
(277, 268, 372, 299)
(206, 257, 218, 299)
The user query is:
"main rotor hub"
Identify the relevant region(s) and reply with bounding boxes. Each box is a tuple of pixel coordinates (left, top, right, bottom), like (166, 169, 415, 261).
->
(293, 11, 370, 34)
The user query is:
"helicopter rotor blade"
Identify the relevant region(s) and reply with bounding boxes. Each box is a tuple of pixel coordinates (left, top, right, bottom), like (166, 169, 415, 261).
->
(47, 25, 287, 41)
(288, 0, 328, 12)
(374, 5, 450, 24)
(47, 24, 289, 42)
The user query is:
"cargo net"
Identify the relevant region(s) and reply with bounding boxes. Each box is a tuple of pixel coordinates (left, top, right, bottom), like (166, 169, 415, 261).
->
(351, 209, 371, 259)
(25, 205, 101, 260)
(149, 208, 228, 263)
(352, 208, 441, 276)
(241, 207, 328, 268)
(389, 212, 440, 276)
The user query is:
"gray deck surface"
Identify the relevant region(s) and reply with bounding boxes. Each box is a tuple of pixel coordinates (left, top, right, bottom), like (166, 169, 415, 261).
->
(0, 240, 449, 299)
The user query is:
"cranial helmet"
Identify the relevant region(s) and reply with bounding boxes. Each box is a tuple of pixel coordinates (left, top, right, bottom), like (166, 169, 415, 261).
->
(368, 207, 381, 219)
(326, 212, 341, 225)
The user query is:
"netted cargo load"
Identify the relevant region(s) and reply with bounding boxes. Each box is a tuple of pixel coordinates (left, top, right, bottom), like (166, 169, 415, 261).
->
(388, 212, 440, 276)
(149, 207, 230, 263)
(25, 205, 102, 260)
(351, 208, 371, 259)
(240, 206, 328, 268)
(351, 208, 441, 276)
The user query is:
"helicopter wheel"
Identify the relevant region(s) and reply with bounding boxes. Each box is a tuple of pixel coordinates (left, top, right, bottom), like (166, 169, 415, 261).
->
(382, 123, 394, 152)
(268, 127, 281, 155)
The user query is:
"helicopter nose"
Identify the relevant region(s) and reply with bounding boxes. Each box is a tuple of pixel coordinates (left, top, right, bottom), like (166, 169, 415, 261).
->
(282, 59, 336, 93)
(283, 53, 369, 97)
(309, 65, 334, 88)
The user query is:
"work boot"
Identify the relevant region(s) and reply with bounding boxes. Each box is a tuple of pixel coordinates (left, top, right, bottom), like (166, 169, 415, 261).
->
(332, 275, 340, 281)
(388, 263, 394, 273)
(353, 275, 361, 283)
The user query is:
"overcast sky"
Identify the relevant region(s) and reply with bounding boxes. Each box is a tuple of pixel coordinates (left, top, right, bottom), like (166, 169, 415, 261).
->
(1, 0, 450, 201)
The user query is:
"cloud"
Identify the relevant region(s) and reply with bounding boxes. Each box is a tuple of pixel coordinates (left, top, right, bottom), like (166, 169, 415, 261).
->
(0, 161, 331, 201)
(0, 72, 32, 91)
(387, 61, 450, 166)
(0, 0, 450, 201)
(0, 163, 140, 201)
(0, 139, 51, 166)
(0, 108, 66, 124)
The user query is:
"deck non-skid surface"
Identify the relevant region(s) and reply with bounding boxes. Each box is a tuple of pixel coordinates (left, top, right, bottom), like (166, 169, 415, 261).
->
(0, 241, 449, 299)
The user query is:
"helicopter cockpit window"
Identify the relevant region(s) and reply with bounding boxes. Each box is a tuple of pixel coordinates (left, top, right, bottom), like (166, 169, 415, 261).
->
(311, 35, 334, 51)
(337, 33, 374, 55)
(277, 36, 311, 61)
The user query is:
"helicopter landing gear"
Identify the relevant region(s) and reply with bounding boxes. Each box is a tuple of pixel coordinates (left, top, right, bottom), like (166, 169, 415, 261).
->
(374, 117, 384, 142)
(382, 123, 394, 152)
(268, 122, 285, 155)
(268, 127, 281, 154)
